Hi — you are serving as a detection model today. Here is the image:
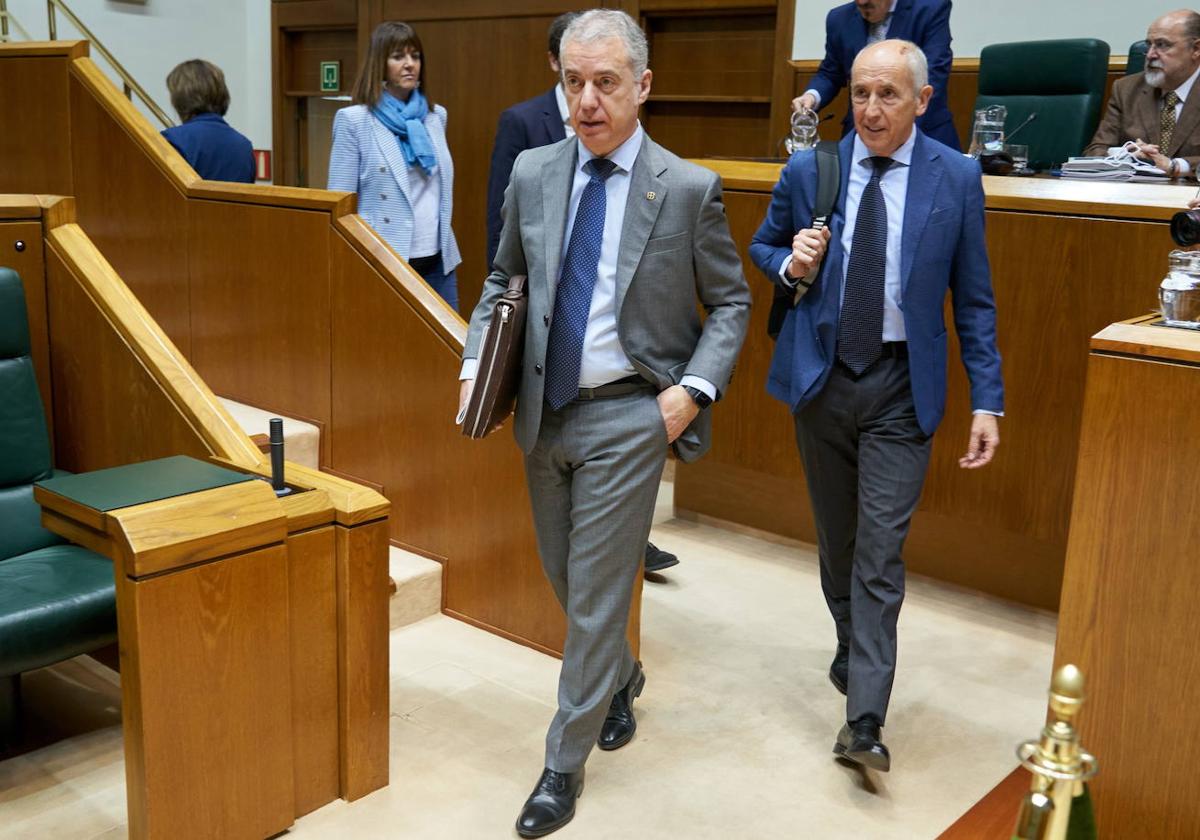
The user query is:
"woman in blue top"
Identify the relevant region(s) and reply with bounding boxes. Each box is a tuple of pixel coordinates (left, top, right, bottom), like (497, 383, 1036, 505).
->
(161, 60, 255, 183)
(328, 22, 461, 311)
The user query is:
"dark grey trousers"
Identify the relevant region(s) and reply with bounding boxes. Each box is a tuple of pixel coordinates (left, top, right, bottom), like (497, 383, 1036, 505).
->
(524, 390, 667, 773)
(794, 356, 933, 725)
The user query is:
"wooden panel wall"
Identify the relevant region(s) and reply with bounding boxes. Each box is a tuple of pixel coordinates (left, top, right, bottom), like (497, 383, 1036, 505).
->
(1054, 348, 1200, 839)
(0, 217, 53, 426)
(0, 47, 80, 196)
(68, 71, 192, 356)
(677, 176, 1173, 611)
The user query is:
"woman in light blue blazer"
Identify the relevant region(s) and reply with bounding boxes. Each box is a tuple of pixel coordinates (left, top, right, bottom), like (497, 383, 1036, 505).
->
(328, 22, 462, 310)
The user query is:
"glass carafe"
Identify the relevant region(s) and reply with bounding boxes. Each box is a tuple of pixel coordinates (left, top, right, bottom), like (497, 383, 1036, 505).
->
(1160, 249, 1200, 328)
(785, 107, 819, 154)
(968, 105, 1007, 158)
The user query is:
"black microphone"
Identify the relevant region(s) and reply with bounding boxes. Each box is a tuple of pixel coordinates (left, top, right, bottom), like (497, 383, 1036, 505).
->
(269, 417, 291, 497)
(1005, 111, 1038, 143)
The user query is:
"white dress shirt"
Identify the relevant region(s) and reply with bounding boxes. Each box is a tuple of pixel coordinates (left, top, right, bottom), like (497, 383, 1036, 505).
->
(554, 83, 576, 139)
(407, 164, 441, 258)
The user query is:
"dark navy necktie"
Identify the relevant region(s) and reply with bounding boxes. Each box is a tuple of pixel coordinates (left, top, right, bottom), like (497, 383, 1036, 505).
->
(544, 157, 617, 409)
(837, 155, 893, 375)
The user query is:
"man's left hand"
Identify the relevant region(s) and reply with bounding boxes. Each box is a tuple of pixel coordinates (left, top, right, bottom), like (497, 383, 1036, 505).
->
(657, 385, 700, 444)
(959, 413, 1000, 469)
(1132, 139, 1174, 174)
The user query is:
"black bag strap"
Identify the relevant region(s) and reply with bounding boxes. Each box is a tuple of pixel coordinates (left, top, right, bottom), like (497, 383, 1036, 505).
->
(812, 140, 840, 229)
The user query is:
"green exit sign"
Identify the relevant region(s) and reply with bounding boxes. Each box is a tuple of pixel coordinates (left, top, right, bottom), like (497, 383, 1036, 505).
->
(320, 61, 340, 93)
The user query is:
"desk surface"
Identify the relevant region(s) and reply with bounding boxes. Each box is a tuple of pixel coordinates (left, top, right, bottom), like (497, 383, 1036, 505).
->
(694, 158, 1197, 220)
(36, 454, 252, 512)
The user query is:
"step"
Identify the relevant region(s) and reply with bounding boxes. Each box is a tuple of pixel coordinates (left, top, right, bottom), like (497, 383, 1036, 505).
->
(389, 546, 441, 629)
(217, 397, 320, 470)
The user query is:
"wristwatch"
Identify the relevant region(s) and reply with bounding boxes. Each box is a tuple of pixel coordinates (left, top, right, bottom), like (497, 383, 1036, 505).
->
(682, 385, 713, 410)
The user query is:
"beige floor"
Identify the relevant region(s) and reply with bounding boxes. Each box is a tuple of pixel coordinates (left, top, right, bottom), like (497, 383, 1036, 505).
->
(0, 482, 1058, 839)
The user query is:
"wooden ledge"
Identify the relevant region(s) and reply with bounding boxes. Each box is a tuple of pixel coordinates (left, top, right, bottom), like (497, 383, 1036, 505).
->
(789, 56, 1129, 74)
(212, 458, 390, 527)
(0, 40, 89, 59)
(1092, 315, 1200, 365)
(190, 181, 356, 215)
(333, 214, 467, 349)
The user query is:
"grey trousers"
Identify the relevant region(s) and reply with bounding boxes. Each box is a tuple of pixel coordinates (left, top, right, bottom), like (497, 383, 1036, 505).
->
(524, 389, 667, 773)
(794, 356, 933, 725)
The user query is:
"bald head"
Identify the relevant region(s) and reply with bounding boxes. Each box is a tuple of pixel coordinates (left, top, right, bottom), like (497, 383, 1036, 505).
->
(850, 40, 933, 157)
(852, 40, 928, 96)
(1145, 9, 1200, 91)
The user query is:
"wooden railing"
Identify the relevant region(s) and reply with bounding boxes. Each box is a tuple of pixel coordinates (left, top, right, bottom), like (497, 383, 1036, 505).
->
(0, 41, 567, 656)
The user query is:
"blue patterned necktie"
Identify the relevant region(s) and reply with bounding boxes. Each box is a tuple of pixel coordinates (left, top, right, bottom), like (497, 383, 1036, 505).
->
(544, 157, 618, 409)
(837, 155, 893, 375)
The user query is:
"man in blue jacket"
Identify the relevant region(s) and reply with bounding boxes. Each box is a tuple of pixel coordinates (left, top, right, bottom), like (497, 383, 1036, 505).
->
(754, 39, 1002, 771)
(794, 0, 960, 150)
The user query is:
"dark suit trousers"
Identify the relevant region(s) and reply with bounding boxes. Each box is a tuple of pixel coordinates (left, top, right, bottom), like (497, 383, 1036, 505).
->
(524, 390, 667, 772)
(793, 356, 932, 725)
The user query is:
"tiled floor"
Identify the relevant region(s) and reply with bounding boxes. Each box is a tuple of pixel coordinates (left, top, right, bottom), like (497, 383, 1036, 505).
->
(0, 482, 1058, 839)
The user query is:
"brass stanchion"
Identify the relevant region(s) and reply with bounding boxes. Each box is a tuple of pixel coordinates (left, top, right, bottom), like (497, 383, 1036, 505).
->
(1013, 664, 1098, 840)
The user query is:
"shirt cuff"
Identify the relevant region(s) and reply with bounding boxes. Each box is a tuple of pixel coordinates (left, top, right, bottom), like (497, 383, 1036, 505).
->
(679, 375, 718, 402)
(972, 409, 1004, 417)
(778, 254, 799, 288)
(803, 88, 822, 110)
(460, 358, 478, 380)
(1177, 158, 1192, 177)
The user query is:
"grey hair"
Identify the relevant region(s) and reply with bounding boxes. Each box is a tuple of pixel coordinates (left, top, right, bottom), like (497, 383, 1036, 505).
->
(854, 39, 929, 95)
(560, 9, 649, 78)
(1181, 10, 1200, 42)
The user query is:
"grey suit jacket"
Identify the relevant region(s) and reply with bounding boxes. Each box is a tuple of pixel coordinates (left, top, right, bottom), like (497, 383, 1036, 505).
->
(1084, 72, 1200, 170)
(464, 133, 751, 463)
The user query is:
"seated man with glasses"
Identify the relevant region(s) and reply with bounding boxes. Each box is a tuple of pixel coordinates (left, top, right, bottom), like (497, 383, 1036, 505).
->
(1085, 9, 1200, 178)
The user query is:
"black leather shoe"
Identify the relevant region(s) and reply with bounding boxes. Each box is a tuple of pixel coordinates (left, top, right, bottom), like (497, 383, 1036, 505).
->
(644, 542, 679, 573)
(833, 717, 890, 772)
(515, 768, 585, 838)
(829, 644, 848, 696)
(597, 662, 645, 750)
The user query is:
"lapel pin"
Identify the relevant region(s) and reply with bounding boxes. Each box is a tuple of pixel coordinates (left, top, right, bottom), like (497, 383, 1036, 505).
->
(646, 191, 656, 201)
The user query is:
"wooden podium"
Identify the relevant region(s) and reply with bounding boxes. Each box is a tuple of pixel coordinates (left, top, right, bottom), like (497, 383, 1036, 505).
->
(1051, 315, 1200, 839)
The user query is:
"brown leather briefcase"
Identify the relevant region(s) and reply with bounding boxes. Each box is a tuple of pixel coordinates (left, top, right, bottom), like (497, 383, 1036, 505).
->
(461, 274, 527, 439)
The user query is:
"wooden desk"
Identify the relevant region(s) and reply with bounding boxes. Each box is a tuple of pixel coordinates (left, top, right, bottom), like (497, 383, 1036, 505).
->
(685, 164, 1190, 609)
(35, 455, 390, 839)
(1053, 316, 1200, 838)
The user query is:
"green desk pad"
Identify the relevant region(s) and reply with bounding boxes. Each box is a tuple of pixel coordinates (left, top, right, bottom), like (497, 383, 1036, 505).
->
(36, 455, 254, 512)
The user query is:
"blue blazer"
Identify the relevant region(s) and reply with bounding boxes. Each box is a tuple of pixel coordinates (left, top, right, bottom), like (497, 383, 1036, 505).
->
(486, 88, 566, 266)
(806, 0, 959, 151)
(749, 130, 1003, 435)
(161, 113, 255, 183)
(328, 104, 462, 275)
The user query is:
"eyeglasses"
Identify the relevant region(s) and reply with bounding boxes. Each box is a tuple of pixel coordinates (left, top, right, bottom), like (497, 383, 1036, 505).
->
(1142, 38, 1196, 53)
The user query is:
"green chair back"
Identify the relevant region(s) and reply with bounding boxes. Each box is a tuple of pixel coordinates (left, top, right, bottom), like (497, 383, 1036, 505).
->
(975, 38, 1111, 169)
(1127, 40, 1148, 76)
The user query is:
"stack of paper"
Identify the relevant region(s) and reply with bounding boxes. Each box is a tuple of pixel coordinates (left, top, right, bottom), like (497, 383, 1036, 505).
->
(1060, 154, 1170, 182)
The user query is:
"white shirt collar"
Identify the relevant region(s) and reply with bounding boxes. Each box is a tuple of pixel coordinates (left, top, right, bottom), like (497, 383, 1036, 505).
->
(852, 126, 916, 169)
(1174, 63, 1200, 102)
(576, 122, 644, 174)
(554, 83, 570, 125)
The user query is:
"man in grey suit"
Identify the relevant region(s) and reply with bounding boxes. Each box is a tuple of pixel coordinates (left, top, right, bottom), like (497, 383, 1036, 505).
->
(458, 10, 750, 837)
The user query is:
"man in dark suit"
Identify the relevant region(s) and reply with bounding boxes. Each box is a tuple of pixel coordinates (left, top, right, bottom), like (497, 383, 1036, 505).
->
(462, 10, 749, 835)
(1084, 9, 1200, 177)
(486, 11, 682, 578)
(793, 0, 959, 150)
(754, 39, 1003, 771)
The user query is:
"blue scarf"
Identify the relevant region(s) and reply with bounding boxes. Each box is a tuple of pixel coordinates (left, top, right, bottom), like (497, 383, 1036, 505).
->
(372, 89, 437, 175)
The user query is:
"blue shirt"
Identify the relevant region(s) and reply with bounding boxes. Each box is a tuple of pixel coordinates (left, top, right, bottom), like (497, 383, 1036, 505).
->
(162, 113, 255, 183)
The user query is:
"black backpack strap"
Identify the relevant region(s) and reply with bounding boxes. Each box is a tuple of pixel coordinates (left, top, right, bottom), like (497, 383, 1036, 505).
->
(767, 142, 841, 341)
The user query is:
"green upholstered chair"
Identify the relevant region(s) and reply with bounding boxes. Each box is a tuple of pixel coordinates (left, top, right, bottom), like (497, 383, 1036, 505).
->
(975, 39, 1111, 170)
(1127, 40, 1149, 76)
(0, 267, 117, 749)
